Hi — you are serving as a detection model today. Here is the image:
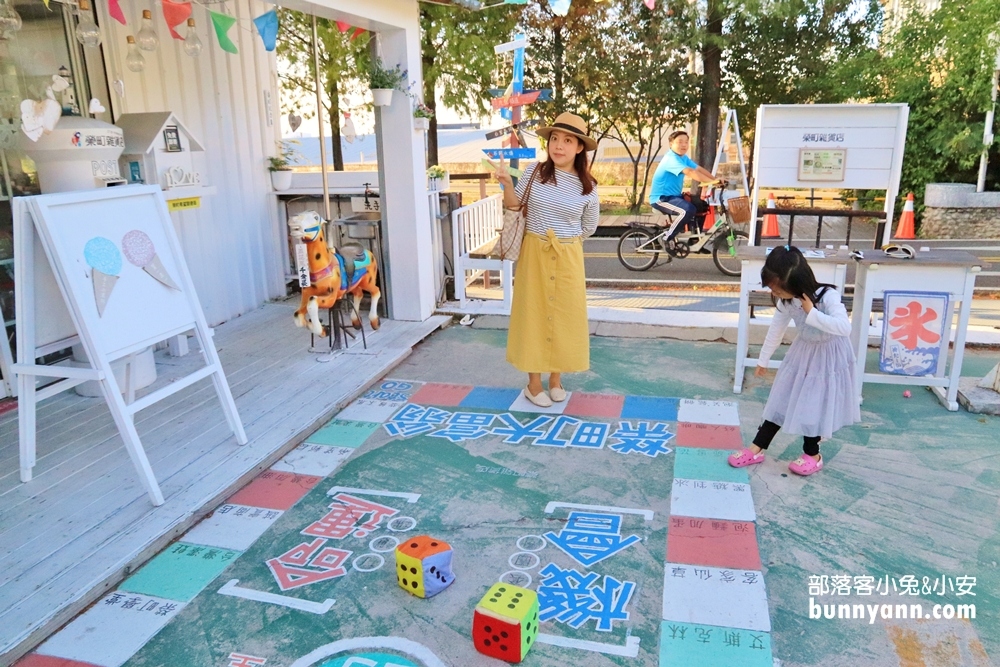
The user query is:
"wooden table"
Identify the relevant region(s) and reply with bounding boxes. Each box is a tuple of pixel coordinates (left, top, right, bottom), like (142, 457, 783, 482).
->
(850, 249, 982, 411)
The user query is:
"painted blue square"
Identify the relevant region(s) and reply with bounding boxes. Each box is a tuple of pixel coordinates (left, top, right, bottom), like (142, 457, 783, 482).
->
(459, 387, 522, 411)
(621, 396, 679, 421)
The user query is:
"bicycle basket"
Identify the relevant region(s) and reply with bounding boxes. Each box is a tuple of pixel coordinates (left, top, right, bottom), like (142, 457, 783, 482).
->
(725, 196, 752, 225)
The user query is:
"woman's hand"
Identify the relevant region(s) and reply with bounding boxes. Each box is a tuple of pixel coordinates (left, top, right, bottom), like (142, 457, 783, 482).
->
(490, 157, 514, 190)
(754, 365, 768, 378)
(800, 293, 814, 313)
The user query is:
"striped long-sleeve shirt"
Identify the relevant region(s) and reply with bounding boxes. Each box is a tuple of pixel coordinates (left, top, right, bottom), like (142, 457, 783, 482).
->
(515, 163, 600, 239)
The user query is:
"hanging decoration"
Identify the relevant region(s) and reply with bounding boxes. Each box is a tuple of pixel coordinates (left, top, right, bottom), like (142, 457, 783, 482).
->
(644, 0, 655, 8)
(162, 0, 192, 40)
(75, 0, 101, 46)
(136, 9, 159, 51)
(209, 10, 238, 54)
(107, 0, 127, 26)
(342, 112, 356, 144)
(335, 20, 350, 33)
(252, 10, 278, 52)
(20, 77, 68, 142)
(125, 35, 146, 71)
(0, 0, 23, 39)
(184, 18, 202, 57)
(350, 27, 365, 41)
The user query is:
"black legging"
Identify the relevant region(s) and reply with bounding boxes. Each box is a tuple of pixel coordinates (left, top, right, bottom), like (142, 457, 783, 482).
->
(753, 420, 820, 457)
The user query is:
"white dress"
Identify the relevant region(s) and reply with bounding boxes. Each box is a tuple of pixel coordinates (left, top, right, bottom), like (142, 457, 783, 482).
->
(758, 288, 860, 439)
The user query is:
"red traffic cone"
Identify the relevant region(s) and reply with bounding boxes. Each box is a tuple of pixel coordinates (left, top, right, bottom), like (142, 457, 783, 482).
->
(761, 192, 780, 238)
(894, 192, 915, 240)
(702, 203, 716, 231)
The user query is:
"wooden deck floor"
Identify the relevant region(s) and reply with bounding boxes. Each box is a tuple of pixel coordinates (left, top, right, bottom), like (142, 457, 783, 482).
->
(0, 302, 449, 664)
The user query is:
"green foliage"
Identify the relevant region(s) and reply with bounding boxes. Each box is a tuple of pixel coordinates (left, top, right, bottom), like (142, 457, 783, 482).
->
(267, 140, 301, 171)
(872, 0, 1000, 209)
(368, 58, 408, 91)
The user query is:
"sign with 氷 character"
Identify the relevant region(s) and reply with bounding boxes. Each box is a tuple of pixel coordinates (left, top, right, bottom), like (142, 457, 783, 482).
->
(879, 290, 950, 376)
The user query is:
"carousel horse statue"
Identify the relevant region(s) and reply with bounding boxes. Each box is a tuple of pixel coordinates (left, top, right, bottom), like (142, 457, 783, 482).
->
(288, 210, 381, 336)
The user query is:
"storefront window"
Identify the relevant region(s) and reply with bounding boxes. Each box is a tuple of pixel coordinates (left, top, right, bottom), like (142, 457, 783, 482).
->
(0, 0, 111, 395)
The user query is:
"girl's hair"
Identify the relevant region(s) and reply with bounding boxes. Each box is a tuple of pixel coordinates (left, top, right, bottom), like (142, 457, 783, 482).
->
(761, 246, 836, 305)
(536, 133, 597, 196)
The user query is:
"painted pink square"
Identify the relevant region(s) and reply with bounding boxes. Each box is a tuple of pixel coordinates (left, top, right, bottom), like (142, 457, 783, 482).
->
(227, 470, 322, 511)
(675, 422, 743, 449)
(563, 392, 625, 419)
(16, 656, 102, 667)
(408, 382, 474, 407)
(667, 516, 761, 570)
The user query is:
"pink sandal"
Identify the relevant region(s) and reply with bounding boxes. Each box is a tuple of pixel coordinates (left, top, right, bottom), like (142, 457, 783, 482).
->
(788, 454, 823, 476)
(728, 448, 765, 468)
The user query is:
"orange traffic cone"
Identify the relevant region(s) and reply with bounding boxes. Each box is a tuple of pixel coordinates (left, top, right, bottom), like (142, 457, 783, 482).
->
(702, 203, 716, 231)
(894, 192, 915, 240)
(761, 192, 781, 238)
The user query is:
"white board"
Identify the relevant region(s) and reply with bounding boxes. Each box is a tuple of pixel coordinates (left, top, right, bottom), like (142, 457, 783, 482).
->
(31, 187, 198, 360)
(749, 104, 909, 247)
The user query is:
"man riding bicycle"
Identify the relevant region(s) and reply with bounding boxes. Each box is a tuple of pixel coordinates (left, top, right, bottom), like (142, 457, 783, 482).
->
(648, 131, 720, 244)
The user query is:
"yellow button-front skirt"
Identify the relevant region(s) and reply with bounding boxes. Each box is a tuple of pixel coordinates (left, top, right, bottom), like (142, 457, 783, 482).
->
(506, 230, 590, 373)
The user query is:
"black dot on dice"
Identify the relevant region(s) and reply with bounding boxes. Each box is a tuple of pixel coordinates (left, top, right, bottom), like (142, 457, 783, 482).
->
(500, 645, 508, 652)
(507, 603, 516, 609)
(515, 592, 523, 598)
(501, 631, 509, 638)
(492, 635, 499, 642)
(410, 567, 417, 574)
(484, 639, 491, 647)
(402, 578, 408, 585)
(399, 564, 406, 571)
(430, 566, 436, 573)
(410, 542, 418, 548)
(527, 637, 532, 644)
(431, 542, 438, 546)
(411, 581, 418, 588)
(489, 598, 498, 603)
(484, 625, 492, 633)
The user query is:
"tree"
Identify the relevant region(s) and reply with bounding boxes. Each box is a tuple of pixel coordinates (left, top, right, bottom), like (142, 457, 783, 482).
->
(419, 3, 518, 165)
(871, 0, 1000, 208)
(277, 10, 370, 171)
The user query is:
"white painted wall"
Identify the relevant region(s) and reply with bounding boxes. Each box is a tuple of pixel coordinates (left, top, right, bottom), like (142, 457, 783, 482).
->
(95, 0, 285, 326)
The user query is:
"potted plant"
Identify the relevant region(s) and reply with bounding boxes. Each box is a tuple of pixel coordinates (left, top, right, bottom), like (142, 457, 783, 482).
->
(369, 58, 406, 107)
(267, 141, 299, 191)
(427, 164, 449, 192)
(413, 102, 434, 131)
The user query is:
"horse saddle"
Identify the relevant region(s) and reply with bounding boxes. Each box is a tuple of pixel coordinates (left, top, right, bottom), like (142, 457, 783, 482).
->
(335, 243, 370, 290)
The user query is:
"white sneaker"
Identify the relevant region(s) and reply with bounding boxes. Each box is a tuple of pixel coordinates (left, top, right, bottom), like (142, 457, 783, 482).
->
(549, 386, 567, 402)
(523, 386, 553, 408)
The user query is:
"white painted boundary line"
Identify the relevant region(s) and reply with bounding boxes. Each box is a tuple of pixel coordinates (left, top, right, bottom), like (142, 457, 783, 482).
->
(536, 633, 641, 658)
(326, 487, 421, 503)
(545, 501, 654, 521)
(218, 579, 334, 614)
(289, 637, 448, 667)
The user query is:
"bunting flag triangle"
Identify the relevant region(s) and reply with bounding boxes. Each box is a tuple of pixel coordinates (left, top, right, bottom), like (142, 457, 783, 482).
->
(107, 0, 126, 24)
(42, 0, 49, 8)
(551, 0, 571, 16)
(162, 0, 192, 40)
(644, 0, 655, 8)
(335, 20, 350, 33)
(253, 10, 278, 52)
(209, 10, 238, 54)
(350, 27, 365, 42)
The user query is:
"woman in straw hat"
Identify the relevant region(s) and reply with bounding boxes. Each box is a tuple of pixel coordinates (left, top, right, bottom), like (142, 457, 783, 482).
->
(493, 112, 599, 407)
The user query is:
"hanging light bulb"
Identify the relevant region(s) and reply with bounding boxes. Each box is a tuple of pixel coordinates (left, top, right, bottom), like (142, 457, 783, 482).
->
(183, 18, 202, 57)
(125, 35, 145, 72)
(136, 9, 159, 51)
(0, 0, 22, 39)
(75, 0, 101, 47)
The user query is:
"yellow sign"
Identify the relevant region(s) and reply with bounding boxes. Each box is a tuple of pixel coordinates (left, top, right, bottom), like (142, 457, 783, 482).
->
(168, 197, 201, 211)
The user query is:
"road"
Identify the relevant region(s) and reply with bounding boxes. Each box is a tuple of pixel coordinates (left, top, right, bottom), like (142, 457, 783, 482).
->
(583, 236, 1000, 290)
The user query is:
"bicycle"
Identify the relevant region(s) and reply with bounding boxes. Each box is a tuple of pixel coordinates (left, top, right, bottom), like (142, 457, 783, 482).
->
(616, 182, 750, 276)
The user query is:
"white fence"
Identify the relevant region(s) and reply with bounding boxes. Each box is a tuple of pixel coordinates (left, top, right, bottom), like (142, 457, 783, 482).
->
(450, 194, 513, 312)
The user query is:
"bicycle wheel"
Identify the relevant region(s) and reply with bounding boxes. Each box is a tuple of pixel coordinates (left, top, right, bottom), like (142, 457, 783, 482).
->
(712, 230, 749, 276)
(617, 228, 658, 271)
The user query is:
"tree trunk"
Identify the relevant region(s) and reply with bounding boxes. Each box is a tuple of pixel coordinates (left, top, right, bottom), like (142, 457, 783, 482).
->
(425, 74, 439, 166)
(328, 78, 344, 171)
(553, 25, 564, 111)
(696, 0, 723, 166)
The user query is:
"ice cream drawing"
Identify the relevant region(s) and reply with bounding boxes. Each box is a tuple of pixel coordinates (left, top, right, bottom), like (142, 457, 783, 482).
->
(84, 237, 122, 317)
(122, 229, 179, 290)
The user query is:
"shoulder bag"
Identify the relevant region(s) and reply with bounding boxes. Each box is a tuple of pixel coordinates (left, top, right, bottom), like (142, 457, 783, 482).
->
(491, 167, 539, 262)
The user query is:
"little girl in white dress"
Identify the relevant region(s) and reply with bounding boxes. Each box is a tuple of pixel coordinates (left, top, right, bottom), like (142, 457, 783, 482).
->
(729, 246, 860, 475)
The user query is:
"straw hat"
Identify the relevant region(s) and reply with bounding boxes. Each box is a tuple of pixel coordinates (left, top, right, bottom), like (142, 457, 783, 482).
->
(536, 112, 598, 152)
